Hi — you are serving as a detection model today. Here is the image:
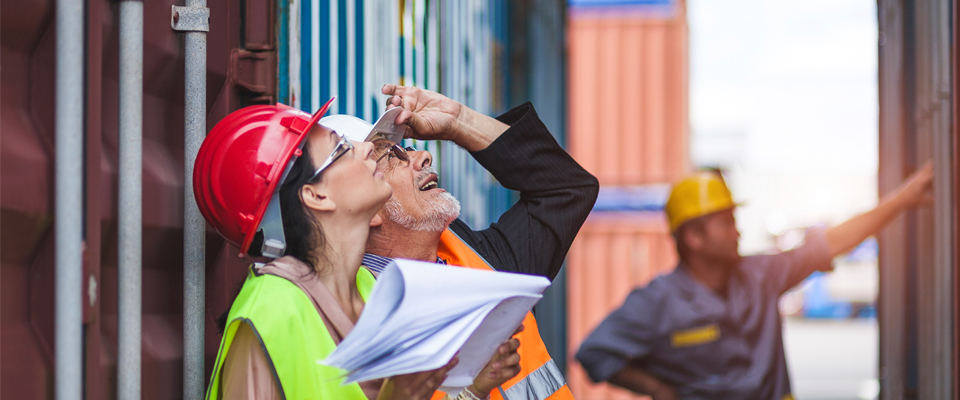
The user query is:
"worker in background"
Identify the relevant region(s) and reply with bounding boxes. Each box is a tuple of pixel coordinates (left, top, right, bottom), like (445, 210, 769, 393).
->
(321, 84, 600, 400)
(195, 99, 521, 400)
(575, 164, 934, 400)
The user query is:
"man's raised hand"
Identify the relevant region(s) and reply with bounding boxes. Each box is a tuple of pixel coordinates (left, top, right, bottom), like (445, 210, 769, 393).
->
(382, 84, 464, 142)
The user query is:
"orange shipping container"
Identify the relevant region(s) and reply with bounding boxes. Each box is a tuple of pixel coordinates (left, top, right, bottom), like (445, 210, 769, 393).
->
(566, 212, 678, 400)
(567, 1, 689, 186)
(565, 2, 689, 397)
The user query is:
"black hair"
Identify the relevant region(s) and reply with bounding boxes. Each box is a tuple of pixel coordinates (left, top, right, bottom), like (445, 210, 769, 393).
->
(217, 138, 329, 334)
(674, 216, 708, 259)
(275, 139, 330, 270)
(246, 139, 329, 268)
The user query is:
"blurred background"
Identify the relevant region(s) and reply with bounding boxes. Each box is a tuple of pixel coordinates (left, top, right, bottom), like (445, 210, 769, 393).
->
(565, 1, 881, 399)
(691, 1, 879, 399)
(1, 0, 955, 399)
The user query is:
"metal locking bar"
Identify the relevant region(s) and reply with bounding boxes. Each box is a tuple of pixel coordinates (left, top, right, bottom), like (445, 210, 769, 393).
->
(171, 5, 209, 32)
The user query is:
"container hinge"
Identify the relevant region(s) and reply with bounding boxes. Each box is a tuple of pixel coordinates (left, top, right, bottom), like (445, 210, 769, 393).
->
(229, 48, 276, 103)
(171, 5, 210, 32)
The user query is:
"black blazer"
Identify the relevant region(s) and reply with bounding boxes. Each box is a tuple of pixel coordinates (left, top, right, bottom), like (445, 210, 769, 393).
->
(448, 102, 600, 281)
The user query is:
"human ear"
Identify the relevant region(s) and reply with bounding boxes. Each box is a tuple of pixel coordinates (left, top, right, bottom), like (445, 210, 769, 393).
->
(369, 213, 384, 227)
(300, 183, 337, 212)
(685, 229, 705, 251)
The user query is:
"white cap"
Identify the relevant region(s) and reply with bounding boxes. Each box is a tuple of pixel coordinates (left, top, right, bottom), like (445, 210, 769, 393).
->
(320, 106, 406, 144)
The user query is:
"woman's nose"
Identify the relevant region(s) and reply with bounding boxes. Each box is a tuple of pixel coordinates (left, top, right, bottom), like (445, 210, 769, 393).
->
(354, 141, 375, 159)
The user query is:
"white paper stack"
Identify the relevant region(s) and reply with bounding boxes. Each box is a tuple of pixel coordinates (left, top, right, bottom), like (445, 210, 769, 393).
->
(320, 259, 551, 394)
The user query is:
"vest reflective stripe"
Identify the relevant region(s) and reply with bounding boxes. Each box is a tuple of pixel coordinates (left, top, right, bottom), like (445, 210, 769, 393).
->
(437, 229, 573, 400)
(207, 266, 375, 400)
(501, 360, 566, 400)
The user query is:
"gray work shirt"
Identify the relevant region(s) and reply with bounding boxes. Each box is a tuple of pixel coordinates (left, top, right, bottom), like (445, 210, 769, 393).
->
(576, 230, 832, 400)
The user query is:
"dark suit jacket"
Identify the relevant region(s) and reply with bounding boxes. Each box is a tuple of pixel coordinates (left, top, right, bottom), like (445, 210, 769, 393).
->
(448, 102, 599, 281)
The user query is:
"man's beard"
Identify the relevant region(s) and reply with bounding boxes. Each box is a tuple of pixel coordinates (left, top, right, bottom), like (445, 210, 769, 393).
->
(383, 174, 461, 232)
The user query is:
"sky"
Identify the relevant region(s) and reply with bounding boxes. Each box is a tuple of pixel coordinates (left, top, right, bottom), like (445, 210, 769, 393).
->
(687, 0, 880, 253)
(685, 5, 881, 397)
(688, 0, 878, 174)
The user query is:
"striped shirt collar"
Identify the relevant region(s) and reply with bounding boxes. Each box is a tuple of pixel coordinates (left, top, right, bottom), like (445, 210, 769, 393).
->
(362, 253, 447, 275)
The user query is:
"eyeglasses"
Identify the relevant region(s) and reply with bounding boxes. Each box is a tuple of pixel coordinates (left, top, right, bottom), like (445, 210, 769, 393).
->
(374, 140, 412, 166)
(309, 130, 355, 182)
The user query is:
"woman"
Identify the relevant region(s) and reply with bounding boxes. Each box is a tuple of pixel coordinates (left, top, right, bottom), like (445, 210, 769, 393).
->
(195, 99, 521, 400)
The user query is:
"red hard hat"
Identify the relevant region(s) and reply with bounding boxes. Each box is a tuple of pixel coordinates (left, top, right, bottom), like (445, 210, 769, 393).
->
(194, 98, 334, 257)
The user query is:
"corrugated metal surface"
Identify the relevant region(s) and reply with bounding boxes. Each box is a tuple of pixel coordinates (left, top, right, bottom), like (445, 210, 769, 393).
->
(877, 0, 956, 398)
(293, 0, 517, 229)
(566, 212, 677, 400)
(954, 0, 960, 391)
(564, 2, 687, 396)
(435, 0, 514, 228)
(567, 0, 688, 186)
(0, 0, 260, 397)
(1, 0, 567, 397)
(516, 0, 572, 375)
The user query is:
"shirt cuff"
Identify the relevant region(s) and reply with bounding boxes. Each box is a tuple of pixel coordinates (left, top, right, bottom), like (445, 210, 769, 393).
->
(803, 227, 834, 272)
(583, 353, 629, 383)
(471, 102, 550, 161)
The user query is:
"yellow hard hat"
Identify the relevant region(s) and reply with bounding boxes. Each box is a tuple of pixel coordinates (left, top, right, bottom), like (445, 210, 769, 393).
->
(665, 172, 737, 232)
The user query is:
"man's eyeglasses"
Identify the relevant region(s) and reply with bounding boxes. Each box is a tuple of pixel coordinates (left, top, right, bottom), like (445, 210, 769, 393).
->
(309, 130, 355, 182)
(374, 140, 414, 166)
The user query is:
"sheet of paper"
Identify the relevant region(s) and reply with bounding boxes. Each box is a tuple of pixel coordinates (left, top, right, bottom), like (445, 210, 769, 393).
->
(438, 295, 540, 392)
(320, 259, 550, 393)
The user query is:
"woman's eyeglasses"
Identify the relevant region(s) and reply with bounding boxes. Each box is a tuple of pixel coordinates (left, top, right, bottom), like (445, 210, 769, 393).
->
(309, 131, 355, 182)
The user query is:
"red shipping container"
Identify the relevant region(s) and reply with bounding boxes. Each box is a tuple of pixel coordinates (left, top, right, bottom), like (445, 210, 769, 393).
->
(566, 212, 678, 400)
(567, 1, 689, 186)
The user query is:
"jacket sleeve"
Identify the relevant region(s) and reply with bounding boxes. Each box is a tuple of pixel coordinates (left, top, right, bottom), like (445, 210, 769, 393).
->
(448, 102, 599, 280)
(746, 228, 834, 296)
(576, 288, 659, 383)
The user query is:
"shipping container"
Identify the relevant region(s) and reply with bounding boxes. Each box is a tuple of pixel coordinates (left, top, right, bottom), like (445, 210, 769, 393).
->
(2, 0, 255, 397)
(0, 0, 567, 397)
(565, 2, 688, 396)
(292, 0, 551, 230)
(567, 0, 689, 186)
(877, 0, 958, 398)
(565, 212, 677, 400)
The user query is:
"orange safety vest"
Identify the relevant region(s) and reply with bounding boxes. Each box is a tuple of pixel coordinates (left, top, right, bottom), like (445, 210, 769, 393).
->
(432, 228, 574, 400)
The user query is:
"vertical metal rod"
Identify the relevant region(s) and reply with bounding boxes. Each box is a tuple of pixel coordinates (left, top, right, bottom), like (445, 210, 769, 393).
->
(55, 0, 85, 398)
(118, 1, 143, 399)
(183, 0, 208, 398)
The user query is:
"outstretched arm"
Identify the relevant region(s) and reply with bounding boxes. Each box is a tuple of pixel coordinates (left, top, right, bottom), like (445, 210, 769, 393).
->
(824, 162, 933, 257)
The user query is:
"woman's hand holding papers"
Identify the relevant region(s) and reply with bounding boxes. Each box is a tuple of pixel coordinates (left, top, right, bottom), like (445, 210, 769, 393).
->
(378, 357, 460, 400)
(468, 324, 525, 398)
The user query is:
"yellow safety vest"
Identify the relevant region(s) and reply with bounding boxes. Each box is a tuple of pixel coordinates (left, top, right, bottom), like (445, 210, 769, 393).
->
(207, 265, 375, 400)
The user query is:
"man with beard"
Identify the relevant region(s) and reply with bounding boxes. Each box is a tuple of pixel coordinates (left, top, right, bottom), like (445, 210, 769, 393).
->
(322, 84, 599, 400)
(575, 168, 933, 400)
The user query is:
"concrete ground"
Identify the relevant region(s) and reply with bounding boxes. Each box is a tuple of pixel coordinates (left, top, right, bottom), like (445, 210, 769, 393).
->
(783, 317, 879, 400)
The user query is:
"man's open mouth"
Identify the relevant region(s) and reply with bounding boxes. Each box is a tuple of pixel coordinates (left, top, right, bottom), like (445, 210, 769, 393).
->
(419, 174, 439, 191)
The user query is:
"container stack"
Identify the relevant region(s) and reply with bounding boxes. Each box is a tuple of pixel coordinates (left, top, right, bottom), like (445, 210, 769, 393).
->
(565, 0, 689, 398)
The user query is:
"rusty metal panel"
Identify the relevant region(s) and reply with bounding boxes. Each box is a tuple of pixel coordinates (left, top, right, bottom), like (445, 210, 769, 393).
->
(878, 0, 955, 398)
(0, 0, 254, 397)
(1, 0, 59, 396)
(954, 0, 960, 392)
(876, 2, 911, 398)
(567, 1, 688, 186)
(914, 0, 954, 398)
(245, 0, 275, 51)
(566, 212, 677, 400)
